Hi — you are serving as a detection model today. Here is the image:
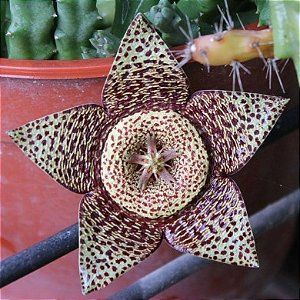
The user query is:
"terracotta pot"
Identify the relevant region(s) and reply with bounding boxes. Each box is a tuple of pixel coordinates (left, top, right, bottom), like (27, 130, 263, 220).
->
(0, 57, 298, 299)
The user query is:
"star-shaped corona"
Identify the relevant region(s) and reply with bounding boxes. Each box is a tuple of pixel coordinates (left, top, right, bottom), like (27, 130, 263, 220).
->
(128, 134, 179, 191)
(8, 14, 289, 295)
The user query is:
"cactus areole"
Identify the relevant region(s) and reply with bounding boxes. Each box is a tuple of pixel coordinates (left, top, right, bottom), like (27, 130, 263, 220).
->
(8, 14, 289, 295)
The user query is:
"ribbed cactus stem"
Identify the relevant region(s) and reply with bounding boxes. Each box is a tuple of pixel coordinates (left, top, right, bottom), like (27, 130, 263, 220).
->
(0, 0, 9, 57)
(55, 0, 102, 59)
(5, 0, 56, 59)
(145, 0, 198, 46)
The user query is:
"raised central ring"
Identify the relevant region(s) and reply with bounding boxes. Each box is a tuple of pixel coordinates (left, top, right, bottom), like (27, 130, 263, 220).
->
(101, 110, 209, 219)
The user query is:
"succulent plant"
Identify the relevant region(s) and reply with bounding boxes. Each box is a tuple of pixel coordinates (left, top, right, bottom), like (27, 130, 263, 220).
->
(54, 0, 103, 59)
(269, 0, 299, 82)
(8, 14, 289, 294)
(144, 0, 199, 45)
(81, 28, 120, 58)
(1, 0, 299, 85)
(4, 0, 56, 59)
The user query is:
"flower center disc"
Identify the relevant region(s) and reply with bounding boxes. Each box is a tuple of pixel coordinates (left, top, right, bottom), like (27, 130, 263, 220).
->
(101, 110, 209, 219)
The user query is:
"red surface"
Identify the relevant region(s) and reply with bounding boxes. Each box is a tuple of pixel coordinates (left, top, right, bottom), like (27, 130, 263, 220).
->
(0, 59, 298, 298)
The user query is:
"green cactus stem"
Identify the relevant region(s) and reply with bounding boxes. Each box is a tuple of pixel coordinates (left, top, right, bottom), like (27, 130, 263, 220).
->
(0, 0, 9, 57)
(145, 0, 198, 46)
(55, 0, 102, 60)
(96, 0, 116, 28)
(5, 0, 56, 59)
(177, 0, 223, 19)
(269, 0, 300, 83)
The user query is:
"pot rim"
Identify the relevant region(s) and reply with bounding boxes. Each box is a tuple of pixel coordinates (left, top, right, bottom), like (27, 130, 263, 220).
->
(0, 45, 187, 80)
(0, 57, 114, 79)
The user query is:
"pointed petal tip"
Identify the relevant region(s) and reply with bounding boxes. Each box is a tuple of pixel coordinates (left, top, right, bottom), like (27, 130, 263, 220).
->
(271, 94, 290, 107)
(250, 249, 259, 268)
(81, 289, 89, 296)
(283, 96, 290, 103)
(238, 257, 259, 268)
(80, 283, 96, 295)
(235, 252, 259, 268)
(7, 128, 17, 139)
(79, 268, 106, 295)
(251, 259, 260, 268)
(79, 190, 161, 293)
(7, 128, 26, 148)
(80, 279, 94, 295)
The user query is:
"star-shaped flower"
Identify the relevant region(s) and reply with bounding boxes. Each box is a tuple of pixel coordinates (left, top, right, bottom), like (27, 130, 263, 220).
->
(8, 14, 289, 295)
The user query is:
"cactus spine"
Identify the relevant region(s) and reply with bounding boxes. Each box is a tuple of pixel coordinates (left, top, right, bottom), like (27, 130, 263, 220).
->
(5, 0, 56, 59)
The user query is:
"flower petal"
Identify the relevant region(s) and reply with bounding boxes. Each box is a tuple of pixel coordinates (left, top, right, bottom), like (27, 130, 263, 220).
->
(161, 149, 179, 162)
(159, 167, 176, 185)
(79, 189, 162, 294)
(164, 176, 258, 267)
(184, 91, 289, 174)
(147, 134, 157, 156)
(102, 14, 189, 116)
(8, 105, 108, 193)
(127, 154, 149, 165)
(138, 167, 153, 191)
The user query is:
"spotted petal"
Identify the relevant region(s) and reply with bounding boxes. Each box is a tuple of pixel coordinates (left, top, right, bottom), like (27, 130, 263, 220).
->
(183, 90, 289, 174)
(79, 189, 162, 294)
(8, 105, 107, 193)
(102, 14, 189, 116)
(164, 177, 258, 267)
